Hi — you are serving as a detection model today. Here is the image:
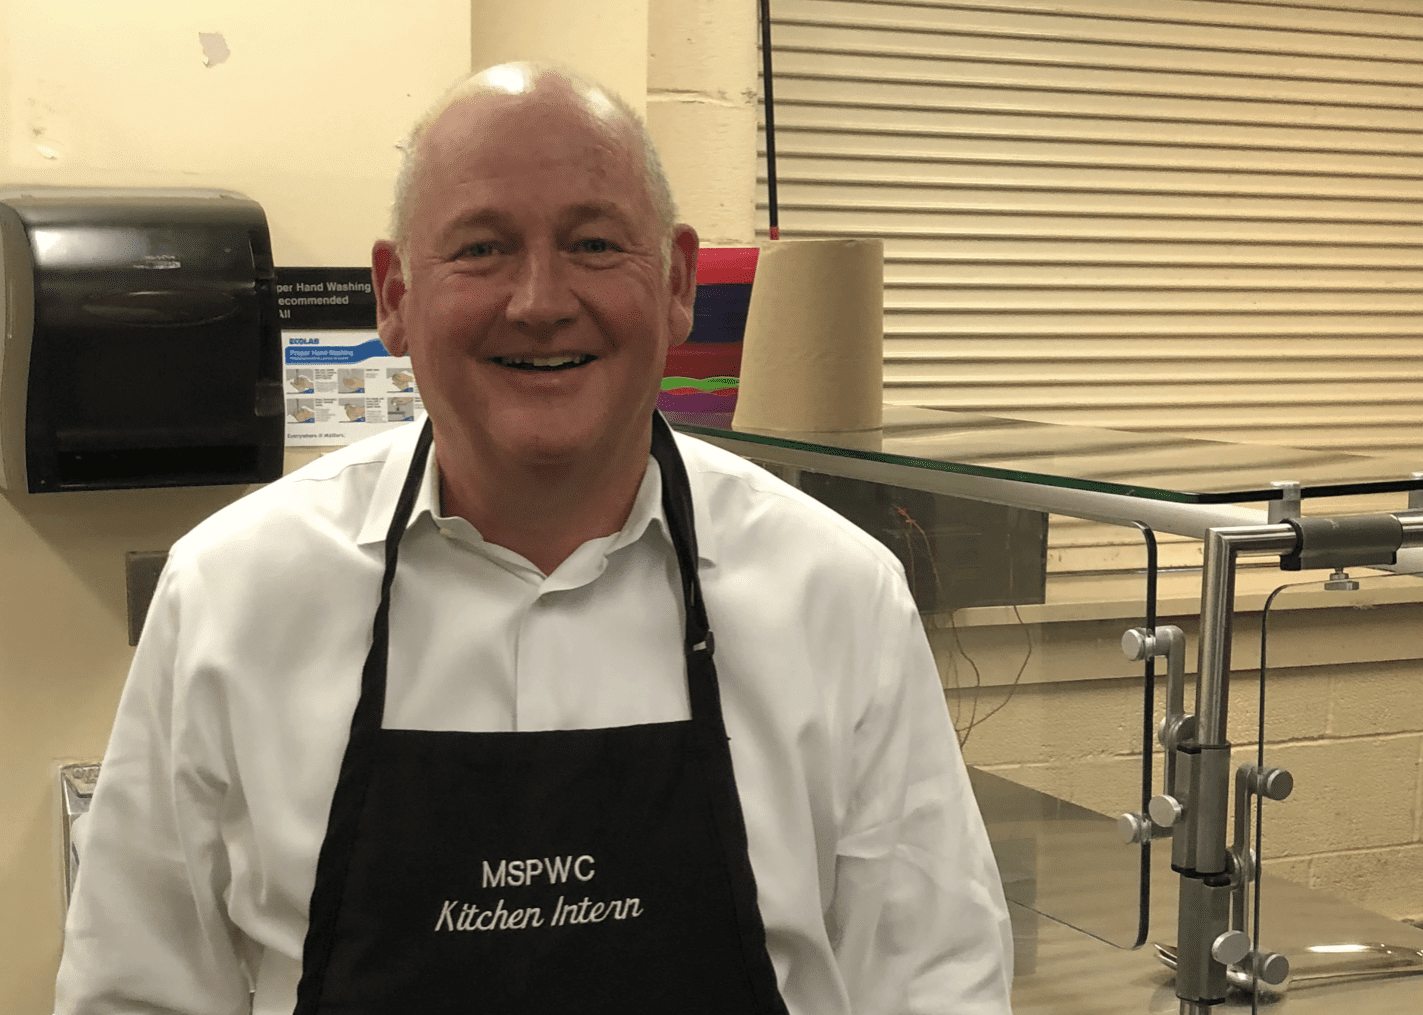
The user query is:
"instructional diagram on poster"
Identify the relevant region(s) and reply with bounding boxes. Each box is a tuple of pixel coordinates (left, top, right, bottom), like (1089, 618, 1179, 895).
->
(282, 330, 423, 447)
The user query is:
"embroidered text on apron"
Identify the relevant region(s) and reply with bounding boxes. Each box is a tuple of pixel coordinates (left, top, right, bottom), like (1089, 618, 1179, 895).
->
(293, 414, 791, 1013)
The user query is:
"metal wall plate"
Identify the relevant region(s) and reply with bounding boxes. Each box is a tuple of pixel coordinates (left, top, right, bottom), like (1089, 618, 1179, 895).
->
(125, 551, 168, 645)
(59, 762, 101, 911)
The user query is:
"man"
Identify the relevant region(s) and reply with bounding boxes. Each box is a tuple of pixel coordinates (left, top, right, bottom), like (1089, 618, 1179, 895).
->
(55, 63, 1013, 1013)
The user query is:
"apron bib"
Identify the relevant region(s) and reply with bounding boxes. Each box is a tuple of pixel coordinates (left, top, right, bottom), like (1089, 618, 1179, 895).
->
(292, 414, 790, 1014)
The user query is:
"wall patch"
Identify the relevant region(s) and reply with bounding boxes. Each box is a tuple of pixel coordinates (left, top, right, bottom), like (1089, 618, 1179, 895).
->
(199, 32, 230, 67)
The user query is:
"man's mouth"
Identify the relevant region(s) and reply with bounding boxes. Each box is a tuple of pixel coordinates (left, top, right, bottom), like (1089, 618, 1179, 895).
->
(490, 354, 597, 372)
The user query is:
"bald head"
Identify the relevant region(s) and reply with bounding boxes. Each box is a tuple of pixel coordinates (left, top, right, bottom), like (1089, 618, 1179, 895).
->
(390, 63, 678, 282)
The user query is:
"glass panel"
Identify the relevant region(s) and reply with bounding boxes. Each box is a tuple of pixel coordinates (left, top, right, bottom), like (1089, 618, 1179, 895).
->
(745, 452, 1161, 949)
(666, 407, 1423, 504)
(1235, 568, 1423, 1006)
(697, 413, 1423, 966)
(948, 515, 1158, 949)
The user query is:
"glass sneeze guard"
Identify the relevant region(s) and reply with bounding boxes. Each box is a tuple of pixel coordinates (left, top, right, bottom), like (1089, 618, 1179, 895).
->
(669, 407, 1423, 967)
(736, 452, 1164, 949)
(666, 406, 1423, 505)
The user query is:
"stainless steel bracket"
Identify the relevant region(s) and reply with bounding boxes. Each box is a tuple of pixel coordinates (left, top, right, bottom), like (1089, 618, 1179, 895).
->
(1118, 625, 1191, 846)
(1267, 481, 1300, 524)
(1225, 763, 1294, 989)
(58, 762, 101, 912)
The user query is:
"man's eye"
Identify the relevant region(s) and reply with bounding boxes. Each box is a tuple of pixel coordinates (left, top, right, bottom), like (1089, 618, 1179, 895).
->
(576, 238, 617, 254)
(460, 242, 498, 258)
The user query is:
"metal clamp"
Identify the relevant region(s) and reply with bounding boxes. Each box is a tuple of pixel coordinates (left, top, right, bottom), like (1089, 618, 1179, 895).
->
(1324, 569, 1360, 591)
(1223, 763, 1295, 993)
(1279, 514, 1403, 571)
(1268, 481, 1301, 524)
(1118, 625, 1191, 844)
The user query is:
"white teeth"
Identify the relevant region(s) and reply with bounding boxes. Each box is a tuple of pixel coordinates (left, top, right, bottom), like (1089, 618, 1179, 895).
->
(495, 354, 592, 367)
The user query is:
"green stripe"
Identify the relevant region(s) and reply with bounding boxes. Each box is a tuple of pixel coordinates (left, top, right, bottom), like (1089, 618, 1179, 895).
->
(660, 376, 740, 392)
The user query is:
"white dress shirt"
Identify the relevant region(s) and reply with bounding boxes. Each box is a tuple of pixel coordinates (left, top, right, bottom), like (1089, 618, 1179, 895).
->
(54, 417, 1013, 1015)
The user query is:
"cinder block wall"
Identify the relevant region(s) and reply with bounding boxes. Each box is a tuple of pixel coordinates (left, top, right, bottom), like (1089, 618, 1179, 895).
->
(946, 607, 1423, 922)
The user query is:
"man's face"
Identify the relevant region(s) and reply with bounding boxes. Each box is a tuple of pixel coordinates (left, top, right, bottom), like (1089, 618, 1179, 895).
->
(374, 90, 697, 475)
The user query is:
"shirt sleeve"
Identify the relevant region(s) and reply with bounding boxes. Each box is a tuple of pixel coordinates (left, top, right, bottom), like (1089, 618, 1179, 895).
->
(828, 575, 1015, 1015)
(54, 555, 255, 1015)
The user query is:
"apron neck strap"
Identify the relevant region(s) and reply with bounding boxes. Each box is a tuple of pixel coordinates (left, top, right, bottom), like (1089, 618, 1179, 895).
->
(650, 412, 714, 659)
(376, 414, 714, 676)
(360, 413, 715, 738)
(351, 417, 436, 741)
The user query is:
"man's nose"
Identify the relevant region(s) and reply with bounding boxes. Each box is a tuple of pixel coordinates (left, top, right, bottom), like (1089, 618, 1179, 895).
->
(506, 245, 579, 334)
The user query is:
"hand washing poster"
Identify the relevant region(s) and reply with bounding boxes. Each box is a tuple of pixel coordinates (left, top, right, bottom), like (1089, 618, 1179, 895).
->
(277, 267, 423, 447)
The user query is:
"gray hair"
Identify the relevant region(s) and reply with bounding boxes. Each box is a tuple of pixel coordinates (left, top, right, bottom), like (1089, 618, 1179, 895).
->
(390, 62, 678, 283)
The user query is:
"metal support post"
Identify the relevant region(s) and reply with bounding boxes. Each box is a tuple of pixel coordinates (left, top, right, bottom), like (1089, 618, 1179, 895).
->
(1173, 524, 1295, 1013)
(1175, 512, 1423, 1011)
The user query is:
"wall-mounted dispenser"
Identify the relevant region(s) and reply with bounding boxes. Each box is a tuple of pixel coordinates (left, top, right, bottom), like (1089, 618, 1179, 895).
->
(0, 187, 284, 492)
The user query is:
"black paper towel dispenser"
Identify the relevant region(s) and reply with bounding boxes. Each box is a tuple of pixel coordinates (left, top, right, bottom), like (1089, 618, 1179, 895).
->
(0, 187, 284, 492)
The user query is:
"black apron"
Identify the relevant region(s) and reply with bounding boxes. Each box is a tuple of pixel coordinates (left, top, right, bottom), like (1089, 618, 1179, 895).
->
(292, 414, 791, 1014)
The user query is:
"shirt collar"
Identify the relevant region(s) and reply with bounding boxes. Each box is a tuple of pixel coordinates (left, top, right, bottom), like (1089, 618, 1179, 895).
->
(355, 417, 432, 548)
(355, 416, 715, 566)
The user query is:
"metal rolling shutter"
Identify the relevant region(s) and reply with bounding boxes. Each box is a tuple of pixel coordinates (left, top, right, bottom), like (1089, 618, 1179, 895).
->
(757, 0, 1422, 571)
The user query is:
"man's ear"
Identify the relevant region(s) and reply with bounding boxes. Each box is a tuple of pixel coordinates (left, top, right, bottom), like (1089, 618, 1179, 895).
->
(372, 240, 409, 356)
(664, 225, 700, 350)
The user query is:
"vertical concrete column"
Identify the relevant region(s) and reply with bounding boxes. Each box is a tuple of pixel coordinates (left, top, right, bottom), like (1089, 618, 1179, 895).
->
(467, 0, 649, 114)
(0, 0, 11, 167)
(646, 0, 758, 245)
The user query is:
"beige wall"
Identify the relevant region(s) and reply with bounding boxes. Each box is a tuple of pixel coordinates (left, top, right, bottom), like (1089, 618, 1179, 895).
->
(468, 0, 648, 114)
(647, 0, 758, 246)
(0, 3, 471, 1012)
(3, 1, 475, 265)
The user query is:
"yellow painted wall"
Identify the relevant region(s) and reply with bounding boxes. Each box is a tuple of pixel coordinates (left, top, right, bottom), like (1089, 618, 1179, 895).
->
(0, 2, 471, 1011)
(647, 0, 758, 246)
(467, 0, 649, 115)
(4, 1, 477, 265)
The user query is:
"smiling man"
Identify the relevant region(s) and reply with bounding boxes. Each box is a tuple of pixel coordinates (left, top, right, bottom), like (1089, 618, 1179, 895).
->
(372, 68, 699, 574)
(55, 64, 1013, 1015)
